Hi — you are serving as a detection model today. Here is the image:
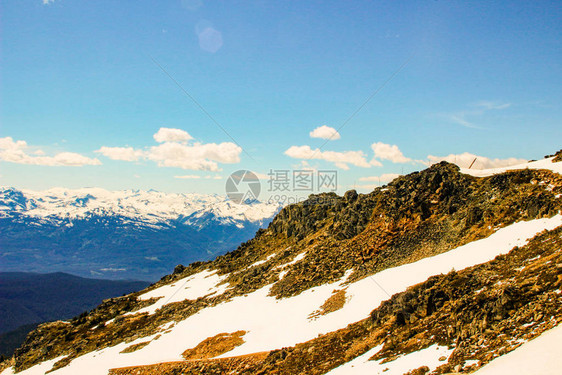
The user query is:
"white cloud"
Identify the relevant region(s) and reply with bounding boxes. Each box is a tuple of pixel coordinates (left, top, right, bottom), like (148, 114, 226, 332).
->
(42, 0, 56, 4)
(95, 146, 144, 161)
(371, 142, 411, 163)
(291, 160, 319, 173)
(96, 129, 242, 172)
(309, 125, 341, 140)
(285, 145, 370, 170)
(474, 101, 511, 110)
(49, 152, 101, 166)
(0, 137, 27, 150)
(440, 100, 512, 129)
(446, 114, 479, 129)
(153, 127, 193, 143)
(148, 141, 241, 172)
(175, 174, 222, 180)
(354, 183, 379, 191)
(359, 173, 401, 183)
(426, 152, 527, 170)
(353, 176, 401, 191)
(353, 173, 401, 191)
(0, 137, 101, 167)
(252, 172, 271, 180)
(174, 175, 201, 179)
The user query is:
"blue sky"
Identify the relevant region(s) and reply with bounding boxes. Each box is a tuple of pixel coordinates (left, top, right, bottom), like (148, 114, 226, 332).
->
(1, 0, 561, 197)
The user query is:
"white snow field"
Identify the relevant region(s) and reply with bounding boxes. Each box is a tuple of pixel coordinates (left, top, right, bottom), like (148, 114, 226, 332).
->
(3, 214, 561, 375)
(128, 270, 230, 315)
(327, 344, 453, 375)
(472, 323, 562, 375)
(460, 156, 562, 178)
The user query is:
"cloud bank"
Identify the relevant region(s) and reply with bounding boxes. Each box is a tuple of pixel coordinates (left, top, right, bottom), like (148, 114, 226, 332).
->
(359, 173, 401, 183)
(0, 137, 101, 167)
(427, 152, 527, 170)
(96, 128, 242, 172)
(153, 127, 193, 143)
(284, 142, 417, 169)
(285, 145, 370, 170)
(96, 146, 144, 162)
(371, 142, 411, 163)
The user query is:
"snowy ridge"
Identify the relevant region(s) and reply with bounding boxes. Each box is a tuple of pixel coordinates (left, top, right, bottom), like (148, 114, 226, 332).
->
(460, 156, 562, 178)
(0, 187, 281, 225)
(4, 214, 561, 375)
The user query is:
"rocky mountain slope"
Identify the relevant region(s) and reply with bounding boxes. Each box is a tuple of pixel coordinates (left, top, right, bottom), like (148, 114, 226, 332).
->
(1, 151, 561, 375)
(0, 188, 281, 280)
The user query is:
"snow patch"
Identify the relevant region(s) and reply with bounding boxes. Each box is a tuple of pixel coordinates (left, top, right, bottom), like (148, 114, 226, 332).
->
(249, 253, 277, 268)
(472, 324, 562, 375)
(327, 344, 452, 374)
(276, 251, 307, 269)
(131, 269, 230, 315)
(460, 157, 562, 178)
(0, 355, 67, 375)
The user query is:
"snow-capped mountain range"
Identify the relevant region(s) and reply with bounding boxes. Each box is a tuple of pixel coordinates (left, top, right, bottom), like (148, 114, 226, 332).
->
(0, 187, 282, 281)
(0, 187, 280, 226)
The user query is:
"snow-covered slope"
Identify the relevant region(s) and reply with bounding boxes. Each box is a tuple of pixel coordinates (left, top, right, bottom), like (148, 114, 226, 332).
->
(3, 215, 561, 375)
(471, 323, 562, 375)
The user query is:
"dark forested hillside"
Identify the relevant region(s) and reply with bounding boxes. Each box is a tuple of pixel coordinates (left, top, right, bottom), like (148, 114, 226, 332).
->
(0, 272, 149, 357)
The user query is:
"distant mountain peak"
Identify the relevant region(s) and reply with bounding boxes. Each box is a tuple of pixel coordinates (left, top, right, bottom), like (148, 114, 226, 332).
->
(0, 187, 282, 281)
(0, 187, 282, 224)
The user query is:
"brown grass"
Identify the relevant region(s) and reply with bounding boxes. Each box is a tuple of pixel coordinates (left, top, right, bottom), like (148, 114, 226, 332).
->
(309, 289, 347, 319)
(182, 330, 246, 360)
(109, 352, 269, 375)
(120, 341, 151, 354)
